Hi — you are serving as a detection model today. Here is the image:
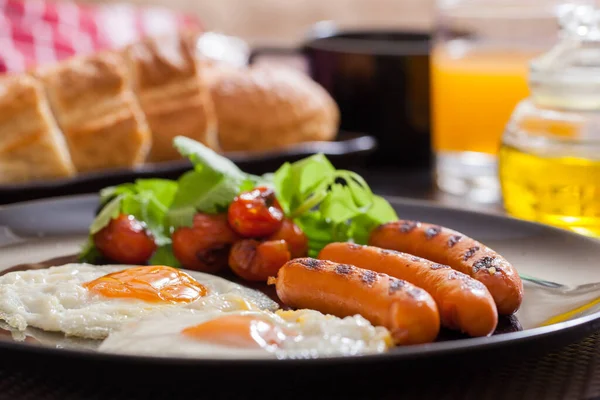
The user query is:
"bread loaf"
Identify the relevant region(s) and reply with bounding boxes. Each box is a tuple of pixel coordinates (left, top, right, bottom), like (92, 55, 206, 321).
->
(0, 74, 75, 183)
(36, 51, 151, 173)
(125, 32, 218, 162)
(0, 31, 341, 186)
(207, 64, 339, 152)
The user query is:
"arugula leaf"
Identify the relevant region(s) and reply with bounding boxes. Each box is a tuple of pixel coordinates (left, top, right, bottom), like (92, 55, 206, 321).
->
(273, 154, 398, 255)
(99, 183, 135, 204)
(274, 154, 336, 214)
(272, 163, 294, 214)
(89, 195, 123, 235)
(169, 170, 239, 214)
(319, 184, 363, 224)
(79, 237, 104, 264)
(294, 213, 336, 257)
(350, 195, 399, 245)
(81, 137, 397, 267)
(80, 138, 271, 265)
(81, 178, 178, 263)
(167, 136, 268, 229)
(149, 244, 181, 268)
(364, 195, 398, 223)
(174, 136, 247, 181)
(135, 179, 179, 206)
(294, 154, 336, 195)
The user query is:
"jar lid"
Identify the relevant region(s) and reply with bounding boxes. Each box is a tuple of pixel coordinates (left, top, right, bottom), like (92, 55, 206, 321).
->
(529, 3, 600, 109)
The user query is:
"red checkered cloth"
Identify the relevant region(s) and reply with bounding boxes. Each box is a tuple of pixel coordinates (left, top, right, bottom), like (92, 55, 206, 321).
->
(0, 0, 202, 73)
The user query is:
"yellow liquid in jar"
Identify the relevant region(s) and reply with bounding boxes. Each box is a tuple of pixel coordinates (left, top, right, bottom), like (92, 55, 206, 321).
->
(499, 145, 600, 238)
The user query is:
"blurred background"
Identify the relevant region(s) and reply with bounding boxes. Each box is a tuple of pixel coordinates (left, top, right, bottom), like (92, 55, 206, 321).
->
(78, 0, 433, 46)
(3, 0, 600, 239)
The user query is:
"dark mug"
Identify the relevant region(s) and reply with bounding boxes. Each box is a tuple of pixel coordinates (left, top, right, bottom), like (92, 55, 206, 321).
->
(249, 25, 431, 168)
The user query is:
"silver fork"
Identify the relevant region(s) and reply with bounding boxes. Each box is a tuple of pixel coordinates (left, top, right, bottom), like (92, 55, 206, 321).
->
(520, 273, 600, 294)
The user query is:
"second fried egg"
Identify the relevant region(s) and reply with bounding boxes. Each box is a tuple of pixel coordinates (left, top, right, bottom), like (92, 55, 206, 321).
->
(99, 308, 392, 359)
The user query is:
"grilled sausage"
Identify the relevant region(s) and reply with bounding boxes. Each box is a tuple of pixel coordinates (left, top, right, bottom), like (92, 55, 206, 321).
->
(369, 220, 523, 315)
(319, 243, 498, 337)
(268, 258, 440, 345)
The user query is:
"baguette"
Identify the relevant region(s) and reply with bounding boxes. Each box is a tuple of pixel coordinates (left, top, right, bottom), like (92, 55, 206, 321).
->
(125, 32, 219, 162)
(36, 51, 151, 173)
(0, 74, 75, 183)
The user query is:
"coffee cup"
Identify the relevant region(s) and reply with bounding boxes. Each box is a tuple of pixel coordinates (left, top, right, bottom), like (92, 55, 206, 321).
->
(249, 24, 431, 167)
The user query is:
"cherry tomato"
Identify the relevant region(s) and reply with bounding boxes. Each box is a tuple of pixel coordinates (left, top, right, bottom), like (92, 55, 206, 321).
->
(228, 239, 290, 281)
(94, 214, 157, 264)
(268, 219, 308, 259)
(228, 186, 284, 238)
(172, 213, 239, 273)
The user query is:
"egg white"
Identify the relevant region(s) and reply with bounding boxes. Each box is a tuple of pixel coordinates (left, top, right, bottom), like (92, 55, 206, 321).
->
(99, 308, 392, 359)
(0, 320, 100, 351)
(0, 264, 278, 339)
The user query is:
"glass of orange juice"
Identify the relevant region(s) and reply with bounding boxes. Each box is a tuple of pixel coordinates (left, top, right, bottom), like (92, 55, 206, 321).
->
(432, 0, 560, 202)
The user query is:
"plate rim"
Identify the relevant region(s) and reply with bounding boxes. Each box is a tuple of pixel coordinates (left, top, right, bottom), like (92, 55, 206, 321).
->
(4, 192, 600, 248)
(0, 193, 599, 366)
(0, 132, 377, 192)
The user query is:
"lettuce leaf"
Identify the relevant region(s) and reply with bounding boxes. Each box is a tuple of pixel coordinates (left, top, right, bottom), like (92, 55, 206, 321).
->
(79, 178, 178, 263)
(80, 137, 397, 266)
(166, 136, 267, 228)
(273, 155, 398, 255)
(149, 244, 181, 268)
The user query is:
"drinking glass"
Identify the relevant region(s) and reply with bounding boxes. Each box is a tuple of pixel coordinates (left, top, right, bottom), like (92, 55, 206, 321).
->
(432, 0, 560, 202)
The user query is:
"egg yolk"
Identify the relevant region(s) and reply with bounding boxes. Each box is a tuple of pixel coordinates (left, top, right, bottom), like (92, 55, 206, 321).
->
(181, 315, 293, 349)
(83, 266, 207, 303)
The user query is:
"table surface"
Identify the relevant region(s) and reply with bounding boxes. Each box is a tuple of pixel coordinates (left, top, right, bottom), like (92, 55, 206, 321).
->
(0, 331, 598, 400)
(359, 166, 505, 215)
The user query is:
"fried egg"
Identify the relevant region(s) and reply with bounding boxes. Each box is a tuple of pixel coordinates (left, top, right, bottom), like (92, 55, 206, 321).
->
(0, 264, 278, 339)
(99, 308, 392, 359)
(0, 320, 100, 351)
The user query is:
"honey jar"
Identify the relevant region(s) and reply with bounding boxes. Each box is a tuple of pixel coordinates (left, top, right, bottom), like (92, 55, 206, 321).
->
(500, 4, 600, 237)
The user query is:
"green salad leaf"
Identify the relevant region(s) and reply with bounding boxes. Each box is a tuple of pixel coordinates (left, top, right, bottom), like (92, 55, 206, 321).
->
(79, 178, 178, 263)
(149, 244, 181, 268)
(174, 136, 248, 181)
(79, 237, 103, 264)
(89, 195, 123, 235)
(273, 155, 398, 256)
(79, 137, 398, 266)
(166, 136, 268, 228)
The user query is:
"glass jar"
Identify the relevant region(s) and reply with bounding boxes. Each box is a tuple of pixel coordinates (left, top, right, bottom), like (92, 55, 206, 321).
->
(499, 3, 600, 238)
(432, 0, 560, 202)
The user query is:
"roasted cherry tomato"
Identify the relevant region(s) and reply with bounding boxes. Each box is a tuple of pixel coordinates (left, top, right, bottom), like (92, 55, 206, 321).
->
(268, 219, 308, 259)
(94, 214, 157, 264)
(228, 239, 291, 281)
(228, 186, 284, 237)
(172, 213, 239, 273)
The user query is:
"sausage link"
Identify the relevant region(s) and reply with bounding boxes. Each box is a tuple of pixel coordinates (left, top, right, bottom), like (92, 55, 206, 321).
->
(318, 242, 498, 337)
(368, 220, 523, 315)
(268, 258, 440, 345)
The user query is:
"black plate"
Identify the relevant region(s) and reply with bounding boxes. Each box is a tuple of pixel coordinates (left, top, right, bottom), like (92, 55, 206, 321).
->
(0, 131, 376, 205)
(1, 194, 600, 390)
